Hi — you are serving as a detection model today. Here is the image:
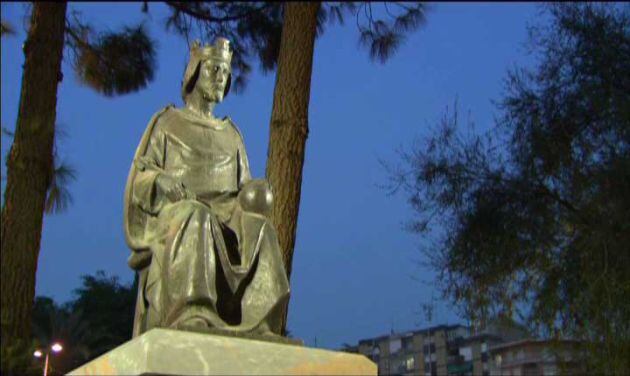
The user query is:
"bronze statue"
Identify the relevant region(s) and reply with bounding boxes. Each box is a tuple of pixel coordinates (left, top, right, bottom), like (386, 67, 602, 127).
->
(123, 38, 289, 339)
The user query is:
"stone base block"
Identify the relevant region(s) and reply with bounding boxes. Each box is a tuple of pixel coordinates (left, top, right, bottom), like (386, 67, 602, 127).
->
(68, 328, 376, 375)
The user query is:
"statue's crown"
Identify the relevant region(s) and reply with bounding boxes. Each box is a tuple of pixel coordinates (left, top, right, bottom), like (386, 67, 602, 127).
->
(190, 37, 232, 64)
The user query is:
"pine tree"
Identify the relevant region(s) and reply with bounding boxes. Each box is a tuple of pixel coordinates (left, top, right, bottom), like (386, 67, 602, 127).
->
(0, 4, 156, 373)
(1, 6, 69, 371)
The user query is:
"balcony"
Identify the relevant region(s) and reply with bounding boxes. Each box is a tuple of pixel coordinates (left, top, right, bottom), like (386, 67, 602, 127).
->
(447, 361, 473, 375)
(447, 355, 465, 364)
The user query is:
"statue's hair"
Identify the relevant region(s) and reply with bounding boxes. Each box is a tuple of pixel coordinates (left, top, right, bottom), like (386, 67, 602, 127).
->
(184, 63, 201, 97)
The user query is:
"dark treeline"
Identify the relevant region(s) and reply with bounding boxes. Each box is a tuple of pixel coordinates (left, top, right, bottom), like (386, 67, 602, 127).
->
(26, 271, 135, 375)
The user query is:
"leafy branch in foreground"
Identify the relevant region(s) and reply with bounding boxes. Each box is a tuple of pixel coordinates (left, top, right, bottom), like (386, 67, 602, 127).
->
(161, 2, 426, 93)
(1, 20, 15, 36)
(65, 11, 157, 96)
(2, 125, 77, 215)
(385, 3, 630, 373)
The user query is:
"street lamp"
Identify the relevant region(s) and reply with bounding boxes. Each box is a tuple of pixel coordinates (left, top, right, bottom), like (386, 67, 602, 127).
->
(33, 342, 63, 376)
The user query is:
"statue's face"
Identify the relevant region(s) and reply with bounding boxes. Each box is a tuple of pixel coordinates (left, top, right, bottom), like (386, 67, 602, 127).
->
(195, 59, 230, 103)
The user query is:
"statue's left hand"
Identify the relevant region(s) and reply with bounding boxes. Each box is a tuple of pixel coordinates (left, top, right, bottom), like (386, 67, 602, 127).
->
(156, 174, 196, 202)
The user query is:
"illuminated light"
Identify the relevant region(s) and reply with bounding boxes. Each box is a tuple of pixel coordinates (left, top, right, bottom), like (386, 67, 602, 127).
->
(33, 350, 43, 358)
(51, 343, 63, 353)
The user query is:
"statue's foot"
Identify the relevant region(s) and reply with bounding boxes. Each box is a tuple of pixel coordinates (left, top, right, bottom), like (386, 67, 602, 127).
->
(174, 316, 209, 331)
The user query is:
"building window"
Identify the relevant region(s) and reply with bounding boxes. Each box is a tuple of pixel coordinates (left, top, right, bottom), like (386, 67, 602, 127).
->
(495, 354, 503, 368)
(506, 351, 514, 361)
(381, 359, 389, 373)
(459, 346, 473, 362)
(389, 339, 402, 354)
(481, 352, 488, 363)
(371, 346, 381, 362)
(406, 355, 415, 371)
(481, 342, 488, 353)
(402, 336, 414, 352)
(395, 358, 407, 374)
(423, 343, 436, 354)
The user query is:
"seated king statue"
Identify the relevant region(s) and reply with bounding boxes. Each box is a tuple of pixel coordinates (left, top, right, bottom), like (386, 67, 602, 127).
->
(123, 37, 290, 339)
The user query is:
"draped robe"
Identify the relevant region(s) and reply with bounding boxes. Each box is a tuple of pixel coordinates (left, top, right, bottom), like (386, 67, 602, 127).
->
(124, 105, 289, 337)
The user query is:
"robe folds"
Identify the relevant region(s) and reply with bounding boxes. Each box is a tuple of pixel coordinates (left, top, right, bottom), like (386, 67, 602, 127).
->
(123, 105, 289, 337)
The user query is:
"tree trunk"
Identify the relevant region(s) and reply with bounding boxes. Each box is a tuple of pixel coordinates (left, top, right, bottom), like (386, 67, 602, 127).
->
(0, 1, 67, 360)
(265, 2, 320, 335)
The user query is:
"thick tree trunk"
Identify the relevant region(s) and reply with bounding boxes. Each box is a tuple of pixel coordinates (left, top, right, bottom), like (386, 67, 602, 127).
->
(265, 2, 320, 335)
(0, 1, 67, 359)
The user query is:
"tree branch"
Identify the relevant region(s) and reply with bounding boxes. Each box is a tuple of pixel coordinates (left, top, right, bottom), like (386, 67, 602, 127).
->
(164, 2, 272, 23)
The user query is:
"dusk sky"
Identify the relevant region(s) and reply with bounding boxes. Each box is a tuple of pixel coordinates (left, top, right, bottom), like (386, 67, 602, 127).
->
(1, 2, 541, 349)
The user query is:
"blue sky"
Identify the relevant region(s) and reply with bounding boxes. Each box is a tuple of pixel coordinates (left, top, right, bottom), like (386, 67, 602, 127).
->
(1, 2, 541, 349)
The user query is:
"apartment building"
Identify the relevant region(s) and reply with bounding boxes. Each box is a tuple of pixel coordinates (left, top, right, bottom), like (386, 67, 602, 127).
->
(489, 339, 584, 376)
(354, 320, 530, 376)
(357, 325, 472, 375)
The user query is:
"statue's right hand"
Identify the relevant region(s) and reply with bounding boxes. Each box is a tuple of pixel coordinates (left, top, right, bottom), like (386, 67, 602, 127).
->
(156, 174, 195, 202)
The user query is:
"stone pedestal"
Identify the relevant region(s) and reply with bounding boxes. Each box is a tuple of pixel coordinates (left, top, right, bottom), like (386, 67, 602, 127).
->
(68, 328, 376, 375)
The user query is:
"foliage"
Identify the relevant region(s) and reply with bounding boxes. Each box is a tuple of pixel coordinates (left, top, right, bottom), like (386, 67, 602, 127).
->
(67, 270, 136, 358)
(164, 2, 280, 93)
(162, 2, 426, 92)
(44, 162, 76, 214)
(2, 272, 134, 375)
(44, 127, 76, 214)
(31, 297, 91, 375)
(0, 335, 40, 376)
(65, 12, 157, 97)
(1, 20, 14, 36)
(1, 126, 76, 214)
(356, 2, 426, 63)
(29, 271, 136, 374)
(386, 3, 629, 373)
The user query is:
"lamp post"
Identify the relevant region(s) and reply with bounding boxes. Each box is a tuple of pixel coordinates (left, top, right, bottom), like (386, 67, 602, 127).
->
(33, 342, 63, 376)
